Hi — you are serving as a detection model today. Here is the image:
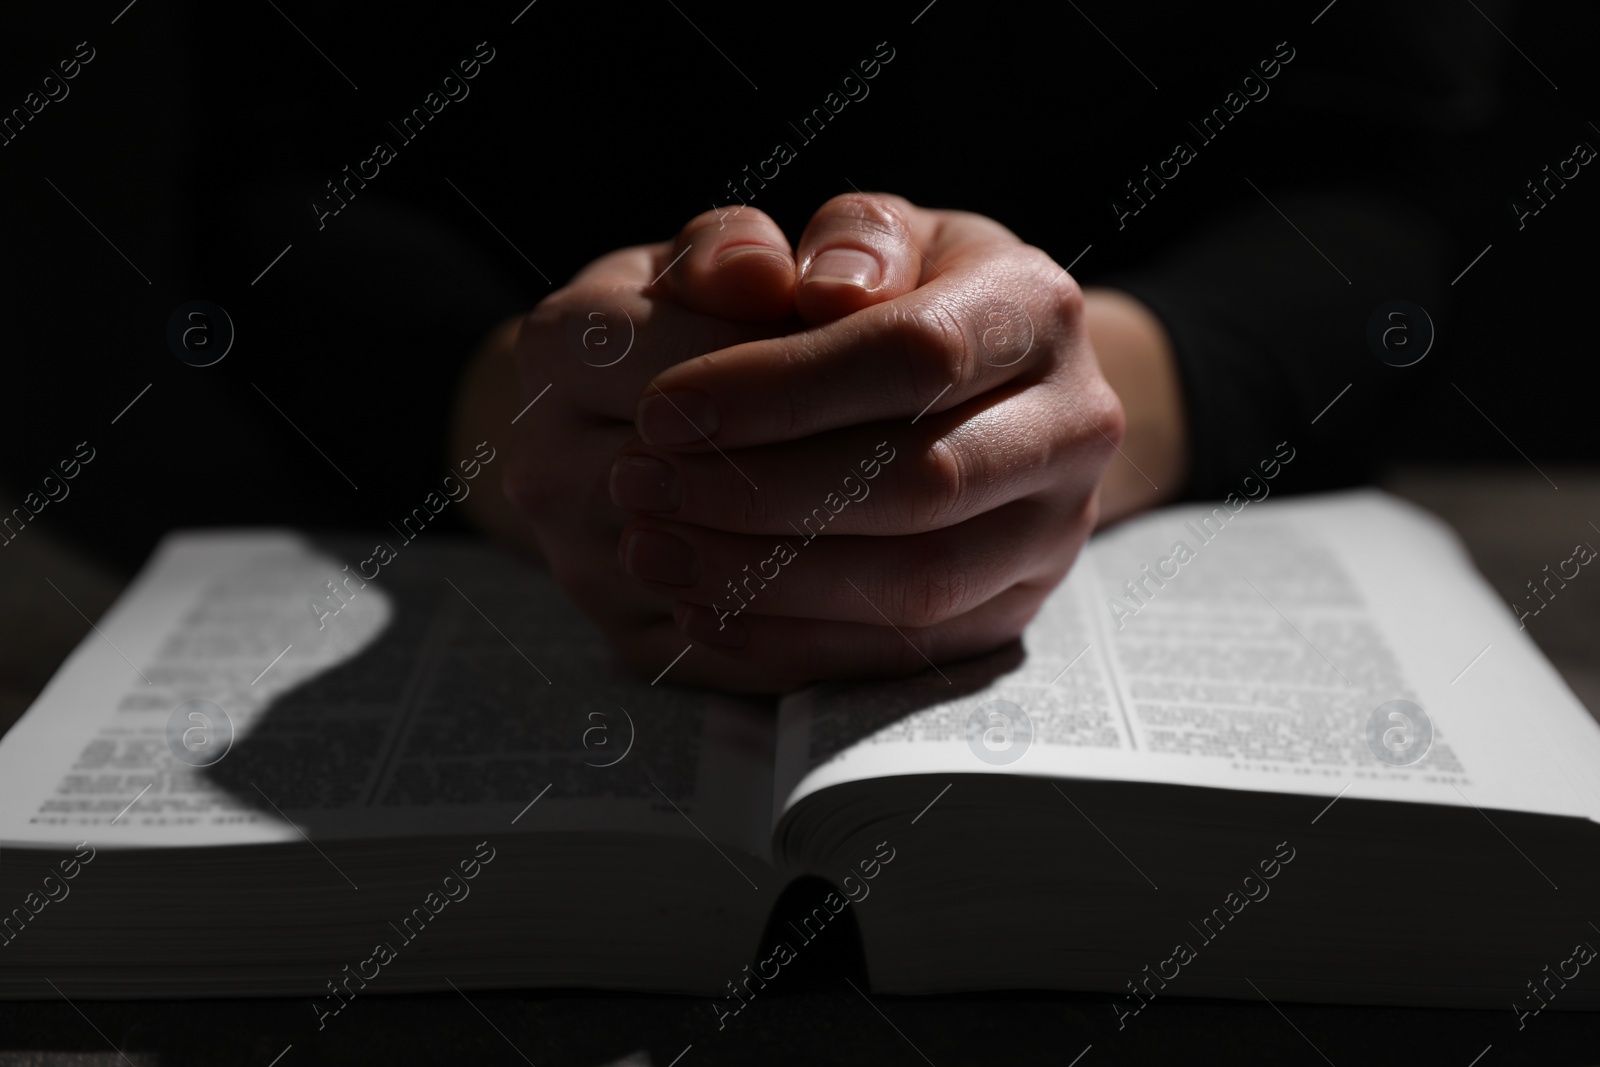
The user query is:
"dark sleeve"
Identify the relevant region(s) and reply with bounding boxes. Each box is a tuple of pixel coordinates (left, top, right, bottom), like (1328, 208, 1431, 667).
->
(1091, 1, 1506, 499)
(1106, 191, 1451, 496)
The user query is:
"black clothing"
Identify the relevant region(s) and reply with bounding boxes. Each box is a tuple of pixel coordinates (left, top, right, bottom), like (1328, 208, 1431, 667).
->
(0, 0, 1592, 569)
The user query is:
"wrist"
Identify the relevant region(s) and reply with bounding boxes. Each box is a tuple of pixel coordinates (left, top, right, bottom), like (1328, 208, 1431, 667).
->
(1083, 287, 1190, 526)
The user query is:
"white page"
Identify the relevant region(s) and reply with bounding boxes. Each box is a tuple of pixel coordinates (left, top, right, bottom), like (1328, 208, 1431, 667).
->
(776, 491, 1600, 822)
(0, 532, 774, 857)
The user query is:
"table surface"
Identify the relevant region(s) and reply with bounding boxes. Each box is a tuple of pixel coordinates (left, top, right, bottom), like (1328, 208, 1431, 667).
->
(2, 467, 1597, 1067)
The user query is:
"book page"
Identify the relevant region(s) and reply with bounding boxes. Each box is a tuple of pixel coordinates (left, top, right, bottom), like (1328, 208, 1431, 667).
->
(775, 491, 1600, 822)
(0, 532, 774, 857)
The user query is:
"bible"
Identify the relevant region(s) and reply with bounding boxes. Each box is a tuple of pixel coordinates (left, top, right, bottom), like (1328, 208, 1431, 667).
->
(1, 490, 1596, 1019)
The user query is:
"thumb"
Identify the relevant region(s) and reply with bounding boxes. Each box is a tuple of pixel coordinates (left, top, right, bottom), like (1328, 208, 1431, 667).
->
(794, 192, 926, 324)
(658, 206, 796, 323)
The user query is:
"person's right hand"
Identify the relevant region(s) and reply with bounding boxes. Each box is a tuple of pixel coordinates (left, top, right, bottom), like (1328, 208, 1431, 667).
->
(612, 193, 1129, 693)
(463, 207, 806, 676)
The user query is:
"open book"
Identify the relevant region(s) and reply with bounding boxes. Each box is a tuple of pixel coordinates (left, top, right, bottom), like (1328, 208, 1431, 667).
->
(2, 491, 1597, 1021)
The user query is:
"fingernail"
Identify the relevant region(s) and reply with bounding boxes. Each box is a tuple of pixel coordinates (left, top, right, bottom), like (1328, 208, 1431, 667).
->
(717, 244, 791, 267)
(677, 602, 748, 649)
(805, 247, 881, 290)
(622, 530, 699, 587)
(609, 455, 681, 512)
(639, 390, 719, 447)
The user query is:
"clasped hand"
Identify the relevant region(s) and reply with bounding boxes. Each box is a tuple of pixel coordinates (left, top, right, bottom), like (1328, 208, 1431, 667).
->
(497, 193, 1124, 693)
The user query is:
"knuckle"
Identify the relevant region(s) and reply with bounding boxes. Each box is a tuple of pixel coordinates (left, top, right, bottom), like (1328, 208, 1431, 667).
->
(1082, 378, 1126, 451)
(1012, 243, 1057, 277)
(912, 566, 971, 629)
(911, 436, 970, 530)
(890, 544, 970, 628)
(1008, 245, 1083, 328)
(1039, 256, 1085, 323)
(886, 301, 975, 409)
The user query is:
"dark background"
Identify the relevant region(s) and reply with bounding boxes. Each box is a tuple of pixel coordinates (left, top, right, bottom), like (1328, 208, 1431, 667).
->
(1, 2, 1598, 1064)
(0, 0, 1595, 572)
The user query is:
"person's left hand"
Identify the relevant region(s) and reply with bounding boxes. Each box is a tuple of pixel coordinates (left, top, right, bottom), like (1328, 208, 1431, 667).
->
(609, 193, 1125, 692)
